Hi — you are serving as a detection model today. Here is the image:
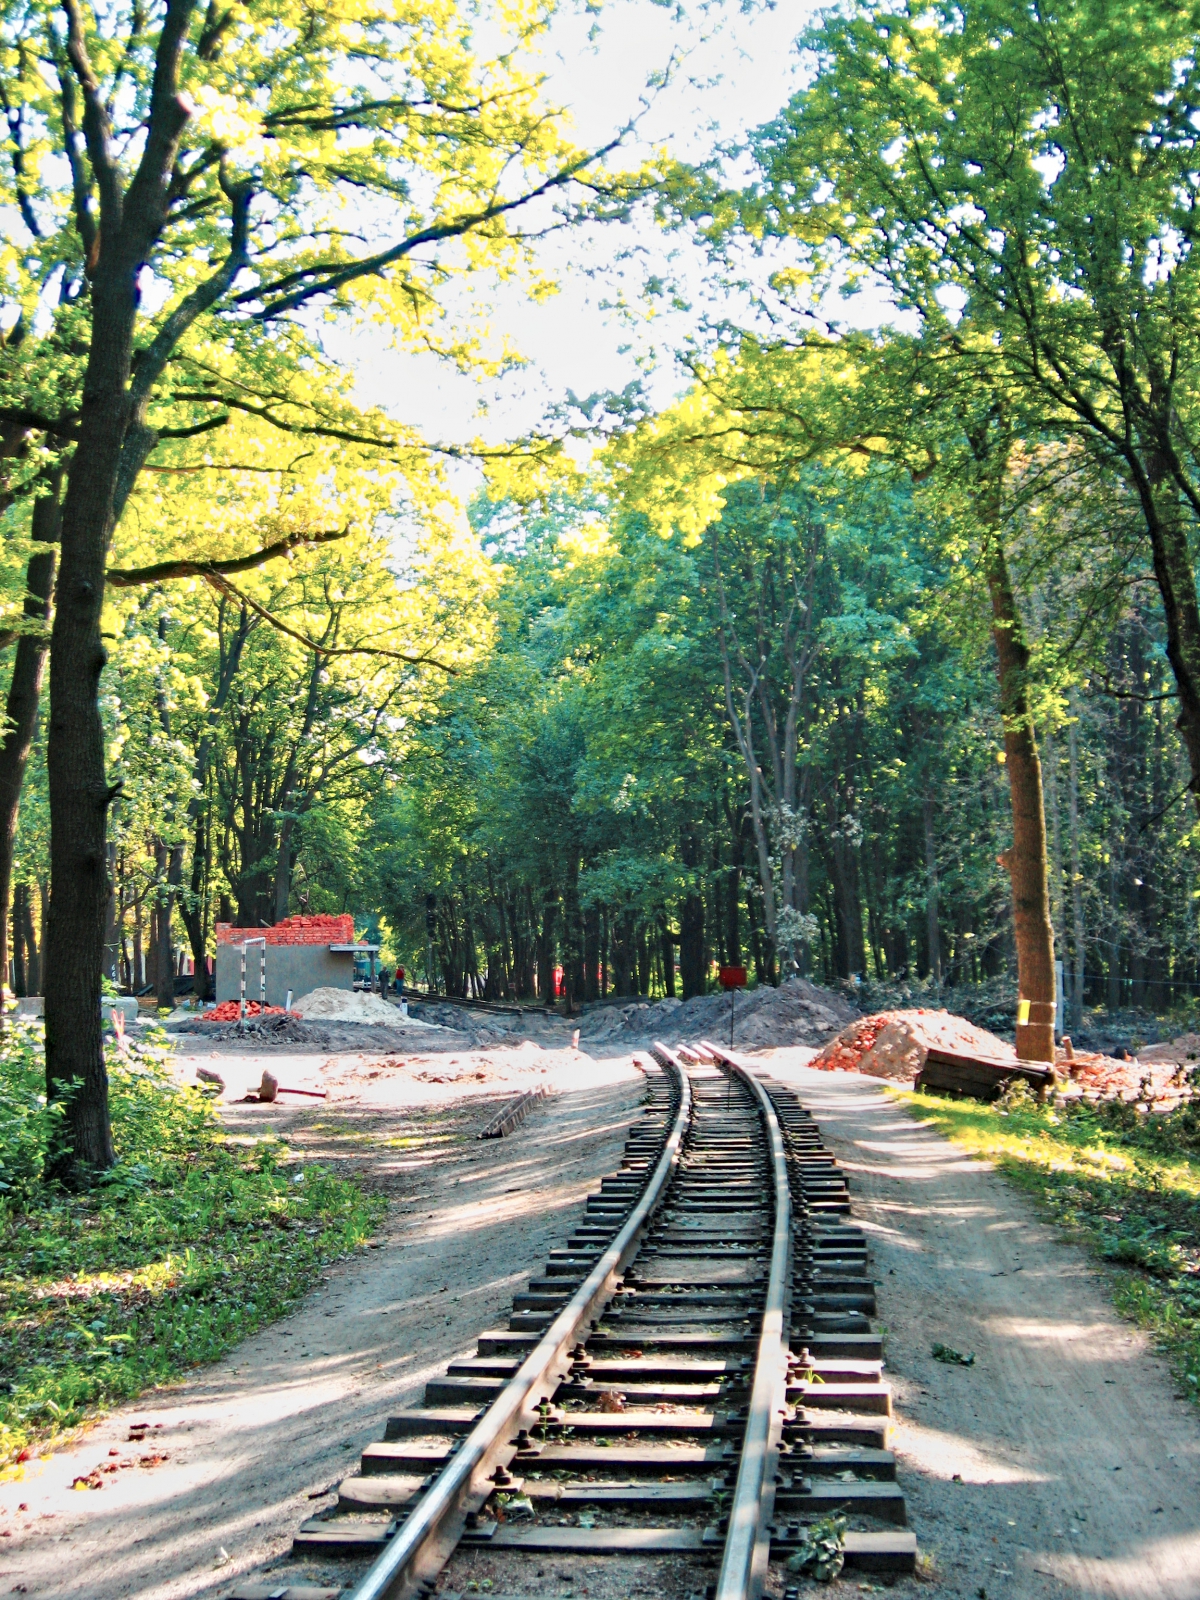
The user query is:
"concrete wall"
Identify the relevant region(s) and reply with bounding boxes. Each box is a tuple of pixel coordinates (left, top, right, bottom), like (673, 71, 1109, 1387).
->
(215, 944, 355, 1008)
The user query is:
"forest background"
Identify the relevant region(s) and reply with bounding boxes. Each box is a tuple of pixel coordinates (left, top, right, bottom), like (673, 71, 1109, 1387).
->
(3, 0, 1200, 1177)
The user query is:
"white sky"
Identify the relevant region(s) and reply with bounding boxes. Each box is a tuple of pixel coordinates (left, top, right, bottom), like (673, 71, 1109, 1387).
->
(329, 0, 818, 453)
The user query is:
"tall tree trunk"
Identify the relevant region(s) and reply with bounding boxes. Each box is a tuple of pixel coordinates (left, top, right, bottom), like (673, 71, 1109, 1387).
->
(1043, 728, 1065, 946)
(0, 472, 61, 1014)
(1067, 706, 1086, 1032)
(102, 840, 119, 986)
(22, 886, 39, 996)
(659, 917, 676, 998)
(537, 888, 557, 1004)
(922, 795, 942, 984)
(679, 831, 706, 999)
(1132, 460, 1200, 807)
(272, 816, 294, 922)
(44, 306, 131, 1178)
(562, 856, 583, 1012)
(583, 905, 600, 1002)
(12, 883, 27, 997)
(984, 531, 1056, 1063)
(154, 842, 184, 1010)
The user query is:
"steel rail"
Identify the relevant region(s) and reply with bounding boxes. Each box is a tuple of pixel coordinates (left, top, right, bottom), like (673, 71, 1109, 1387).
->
(706, 1042, 793, 1600)
(344, 1057, 692, 1600)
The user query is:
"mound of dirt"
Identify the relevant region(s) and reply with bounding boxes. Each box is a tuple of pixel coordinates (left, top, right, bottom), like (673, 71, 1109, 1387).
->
(811, 1009, 1017, 1081)
(171, 1011, 333, 1046)
(579, 978, 857, 1051)
(1135, 1032, 1200, 1068)
(294, 987, 416, 1025)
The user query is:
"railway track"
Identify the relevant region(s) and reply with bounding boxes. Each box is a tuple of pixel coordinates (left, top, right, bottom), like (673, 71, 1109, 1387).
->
(225, 1043, 915, 1600)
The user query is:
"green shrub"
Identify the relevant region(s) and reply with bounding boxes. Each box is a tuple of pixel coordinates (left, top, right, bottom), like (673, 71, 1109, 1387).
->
(0, 1023, 383, 1464)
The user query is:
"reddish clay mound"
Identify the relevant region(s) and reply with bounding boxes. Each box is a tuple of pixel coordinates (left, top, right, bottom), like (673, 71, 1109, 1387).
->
(811, 1008, 1015, 1082)
(813, 1006, 1188, 1106)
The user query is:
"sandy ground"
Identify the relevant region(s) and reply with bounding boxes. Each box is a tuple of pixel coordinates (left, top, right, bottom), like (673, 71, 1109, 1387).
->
(764, 1051, 1200, 1600)
(5, 1031, 1199, 1600)
(0, 1039, 646, 1599)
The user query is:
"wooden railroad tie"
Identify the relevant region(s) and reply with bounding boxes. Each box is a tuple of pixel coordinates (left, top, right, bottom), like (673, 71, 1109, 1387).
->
(477, 1084, 549, 1140)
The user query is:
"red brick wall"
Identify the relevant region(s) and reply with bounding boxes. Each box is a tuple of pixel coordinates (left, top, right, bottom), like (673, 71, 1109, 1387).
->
(214, 914, 355, 947)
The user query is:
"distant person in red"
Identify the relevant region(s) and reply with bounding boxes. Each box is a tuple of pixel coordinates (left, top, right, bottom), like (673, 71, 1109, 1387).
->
(395, 966, 405, 997)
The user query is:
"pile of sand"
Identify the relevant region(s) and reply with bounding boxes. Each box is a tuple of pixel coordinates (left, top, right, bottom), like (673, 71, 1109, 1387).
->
(811, 1008, 1017, 1082)
(293, 987, 440, 1026)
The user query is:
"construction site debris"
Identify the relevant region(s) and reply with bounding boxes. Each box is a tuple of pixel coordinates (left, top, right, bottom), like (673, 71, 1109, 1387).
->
(247, 1069, 326, 1103)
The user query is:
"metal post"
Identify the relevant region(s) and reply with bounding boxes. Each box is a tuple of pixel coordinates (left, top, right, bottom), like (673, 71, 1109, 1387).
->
(237, 937, 266, 1026)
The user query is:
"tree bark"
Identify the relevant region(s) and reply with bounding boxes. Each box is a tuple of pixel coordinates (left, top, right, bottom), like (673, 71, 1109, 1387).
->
(1129, 456, 1200, 808)
(984, 531, 1056, 1062)
(679, 831, 706, 999)
(1067, 705, 1086, 1032)
(1043, 727, 1065, 946)
(102, 840, 119, 986)
(583, 905, 600, 1002)
(0, 471, 61, 1014)
(154, 841, 183, 1010)
(922, 795, 942, 984)
(12, 883, 27, 997)
(22, 885, 39, 997)
(537, 888, 557, 1004)
(659, 917, 676, 998)
(45, 0, 202, 1181)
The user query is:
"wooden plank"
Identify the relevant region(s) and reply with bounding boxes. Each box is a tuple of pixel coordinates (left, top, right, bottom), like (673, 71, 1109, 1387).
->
(337, 1474, 427, 1511)
(467, 1525, 710, 1553)
(790, 1381, 892, 1414)
(382, 1407, 479, 1438)
(917, 1047, 1053, 1102)
(777, 1481, 907, 1524)
(222, 1588, 343, 1600)
(478, 1086, 548, 1140)
(772, 1529, 918, 1572)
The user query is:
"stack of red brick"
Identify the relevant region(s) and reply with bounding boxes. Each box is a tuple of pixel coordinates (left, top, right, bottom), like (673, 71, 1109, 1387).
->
(207, 1000, 291, 1021)
(214, 914, 355, 946)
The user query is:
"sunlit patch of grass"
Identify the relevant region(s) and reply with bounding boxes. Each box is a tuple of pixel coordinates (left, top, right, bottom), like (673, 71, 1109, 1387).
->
(891, 1083, 1200, 1405)
(381, 1133, 459, 1150)
(0, 1023, 383, 1466)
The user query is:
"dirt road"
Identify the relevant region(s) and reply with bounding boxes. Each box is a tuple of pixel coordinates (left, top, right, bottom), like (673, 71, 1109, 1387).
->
(6, 1036, 1198, 1600)
(767, 1054, 1200, 1600)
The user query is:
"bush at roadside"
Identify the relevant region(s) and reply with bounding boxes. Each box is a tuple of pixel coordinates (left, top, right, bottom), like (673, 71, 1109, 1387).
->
(0, 1022, 383, 1466)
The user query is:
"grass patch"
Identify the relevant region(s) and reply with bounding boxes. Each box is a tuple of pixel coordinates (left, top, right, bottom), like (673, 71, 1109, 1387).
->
(893, 1079, 1200, 1402)
(0, 1022, 384, 1466)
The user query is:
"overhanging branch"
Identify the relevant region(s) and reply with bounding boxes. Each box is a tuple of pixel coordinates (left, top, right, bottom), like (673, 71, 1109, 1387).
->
(204, 573, 456, 673)
(106, 525, 349, 587)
